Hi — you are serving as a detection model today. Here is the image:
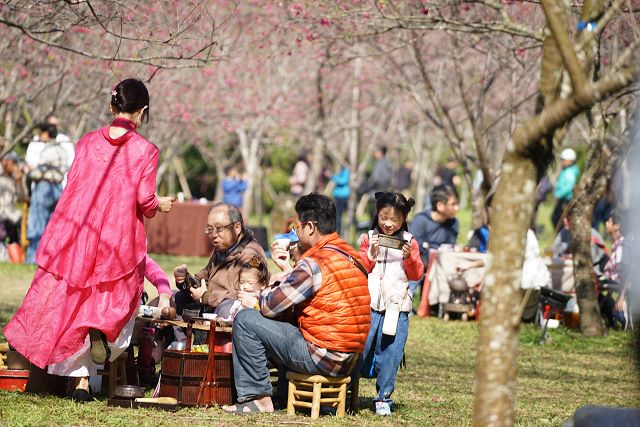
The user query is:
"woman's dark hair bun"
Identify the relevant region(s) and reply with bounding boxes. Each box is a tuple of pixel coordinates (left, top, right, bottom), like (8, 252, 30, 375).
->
(407, 198, 415, 208)
(111, 78, 150, 123)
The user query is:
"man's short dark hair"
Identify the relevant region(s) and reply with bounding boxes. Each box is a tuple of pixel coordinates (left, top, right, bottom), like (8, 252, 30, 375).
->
(379, 145, 387, 156)
(608, 209, 628, 235)
(295, 193, 337, 235)
(431, 185, 457, 212)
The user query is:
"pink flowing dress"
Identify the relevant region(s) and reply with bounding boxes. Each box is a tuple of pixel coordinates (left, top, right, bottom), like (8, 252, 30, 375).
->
(4, 123, 160, 369)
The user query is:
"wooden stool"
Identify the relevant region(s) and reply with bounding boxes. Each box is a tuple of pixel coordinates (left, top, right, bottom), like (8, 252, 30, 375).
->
(286, 372, 350, 419)
(97, 352, 128, 398)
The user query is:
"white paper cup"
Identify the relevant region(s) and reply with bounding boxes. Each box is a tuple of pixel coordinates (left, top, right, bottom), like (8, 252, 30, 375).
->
(274, 238, 291, 260)
(275, 238, 290, 250)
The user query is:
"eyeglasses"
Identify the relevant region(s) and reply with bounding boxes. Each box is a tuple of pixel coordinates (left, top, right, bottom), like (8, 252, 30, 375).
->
(204, 223, 236, 235)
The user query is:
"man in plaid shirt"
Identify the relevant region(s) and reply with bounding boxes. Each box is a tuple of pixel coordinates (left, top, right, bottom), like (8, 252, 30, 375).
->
(223, 193, 370, 415)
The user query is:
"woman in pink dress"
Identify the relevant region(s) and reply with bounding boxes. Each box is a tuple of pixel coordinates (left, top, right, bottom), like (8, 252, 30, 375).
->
(4, 79, 175, 401)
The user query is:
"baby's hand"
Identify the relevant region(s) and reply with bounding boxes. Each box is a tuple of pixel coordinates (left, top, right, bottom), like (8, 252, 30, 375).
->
(238, 291, 259, 309)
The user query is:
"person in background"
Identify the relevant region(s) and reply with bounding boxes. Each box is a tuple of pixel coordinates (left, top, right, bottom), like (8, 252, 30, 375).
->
(552, 214, 609, 276)
(433, 156, 461, 190)
(601, 210, 632, 329)
(46, 115, 75, 188)
(289, 153, 309, 196)
(0, 152, 26, 245)
(222, 165, 248, 209)
(408, 185, 460, 298)
(4, 78, 175, 401)
(25, 123, 68, 263)
(358, 192, 423, 416)
(360, 146, 393, 221)
(551, 148, 580, 230)
(330, 165, 350, 235)
(393, 160, 413, 196)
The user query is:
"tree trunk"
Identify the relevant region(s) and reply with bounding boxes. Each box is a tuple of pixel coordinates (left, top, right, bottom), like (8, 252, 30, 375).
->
(304, 66, 326, 194)
(570, 107, 606, 337)
(344, 57, 362, 241)
(473, 147, 540, 426)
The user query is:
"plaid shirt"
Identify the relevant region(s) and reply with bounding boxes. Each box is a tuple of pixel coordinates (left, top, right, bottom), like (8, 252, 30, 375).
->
(604, 236, 629, 284)
(259, 258, 358, 376)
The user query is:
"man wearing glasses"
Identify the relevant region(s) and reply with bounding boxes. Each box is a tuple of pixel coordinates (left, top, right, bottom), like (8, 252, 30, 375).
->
(223, 193, 371, 415)
(173, 203, 266, 317)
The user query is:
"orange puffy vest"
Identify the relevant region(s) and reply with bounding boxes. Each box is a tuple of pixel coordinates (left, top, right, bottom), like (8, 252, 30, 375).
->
(297, 233, 371, 353)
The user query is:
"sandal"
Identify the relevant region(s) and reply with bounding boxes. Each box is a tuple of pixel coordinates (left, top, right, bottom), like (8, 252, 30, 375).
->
(89, 328, 111, 365)
(223, 400, 270, 415)
(71, 387, 92, 403)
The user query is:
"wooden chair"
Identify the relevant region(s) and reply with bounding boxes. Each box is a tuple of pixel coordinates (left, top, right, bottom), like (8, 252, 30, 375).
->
(286, 371, 353, 419)
(97, 352, 128, 398)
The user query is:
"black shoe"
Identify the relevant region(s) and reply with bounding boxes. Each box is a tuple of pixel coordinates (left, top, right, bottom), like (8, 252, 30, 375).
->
(89, 328, 111, 365)
(71, 388, 92, 403)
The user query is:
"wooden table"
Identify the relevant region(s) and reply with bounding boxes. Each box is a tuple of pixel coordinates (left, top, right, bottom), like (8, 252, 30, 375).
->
(137, 316, 232, 333)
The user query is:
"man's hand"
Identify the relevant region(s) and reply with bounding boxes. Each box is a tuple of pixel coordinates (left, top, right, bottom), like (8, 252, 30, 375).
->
(157, 196, 176, 213)
(271, 243, 293, 273)
(402, 242, 411, 260)
(190, 284, 206, 302)
(174, 264, 188, 284)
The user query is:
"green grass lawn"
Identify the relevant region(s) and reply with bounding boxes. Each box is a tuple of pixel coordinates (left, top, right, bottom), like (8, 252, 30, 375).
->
(1, 259, 638, 425)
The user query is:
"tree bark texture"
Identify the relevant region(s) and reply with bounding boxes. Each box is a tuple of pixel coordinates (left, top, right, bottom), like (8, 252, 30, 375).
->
(568, 0, 607, 336)
(473, 148, 539, 427)
(474, 1, 637, 422)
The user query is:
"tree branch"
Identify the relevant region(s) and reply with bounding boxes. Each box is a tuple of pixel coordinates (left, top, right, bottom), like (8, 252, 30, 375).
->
(540, 0, 587, 93)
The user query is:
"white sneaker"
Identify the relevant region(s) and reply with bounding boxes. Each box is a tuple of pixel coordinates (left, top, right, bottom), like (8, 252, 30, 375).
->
(375, 401, 391, 416)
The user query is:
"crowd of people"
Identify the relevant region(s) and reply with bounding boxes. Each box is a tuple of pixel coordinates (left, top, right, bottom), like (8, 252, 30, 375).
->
(0, 78, 635, 418)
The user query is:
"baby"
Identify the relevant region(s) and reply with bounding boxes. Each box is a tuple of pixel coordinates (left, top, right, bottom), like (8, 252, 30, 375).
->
(214, 256, 269, 321)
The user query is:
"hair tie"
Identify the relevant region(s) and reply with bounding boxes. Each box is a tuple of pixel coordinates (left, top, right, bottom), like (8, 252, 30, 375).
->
(247, 256, 261, 268)
(111, 89, 117, 97)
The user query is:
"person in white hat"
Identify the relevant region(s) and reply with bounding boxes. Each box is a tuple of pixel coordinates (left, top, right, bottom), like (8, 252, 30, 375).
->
(551, 148, 580, 228)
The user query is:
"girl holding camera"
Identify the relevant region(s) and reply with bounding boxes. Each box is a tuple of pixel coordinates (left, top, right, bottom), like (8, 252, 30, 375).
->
(358, 192, 423, 416)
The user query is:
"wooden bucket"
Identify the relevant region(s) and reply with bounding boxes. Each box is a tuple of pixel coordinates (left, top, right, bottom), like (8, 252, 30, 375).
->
(0, 369, 30, 392)
(159, 319, 233, 406)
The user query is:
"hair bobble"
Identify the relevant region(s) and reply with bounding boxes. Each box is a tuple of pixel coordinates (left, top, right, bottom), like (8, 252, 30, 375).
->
(247, 256, 262, 268)
(111, 89, 117, 97)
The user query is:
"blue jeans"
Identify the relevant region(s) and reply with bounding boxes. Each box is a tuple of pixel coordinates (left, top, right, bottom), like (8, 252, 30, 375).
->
(26, 181, 62, 264)
(231, 309, 323, 403)
(360, 309, 409, 404)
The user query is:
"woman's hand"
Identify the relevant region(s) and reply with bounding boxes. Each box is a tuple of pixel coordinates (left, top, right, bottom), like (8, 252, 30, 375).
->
(157, 293, 171, 311)
(238, 291, 259, 309)
(402, 242, 411, 260)
(157, 196, 176, 213)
